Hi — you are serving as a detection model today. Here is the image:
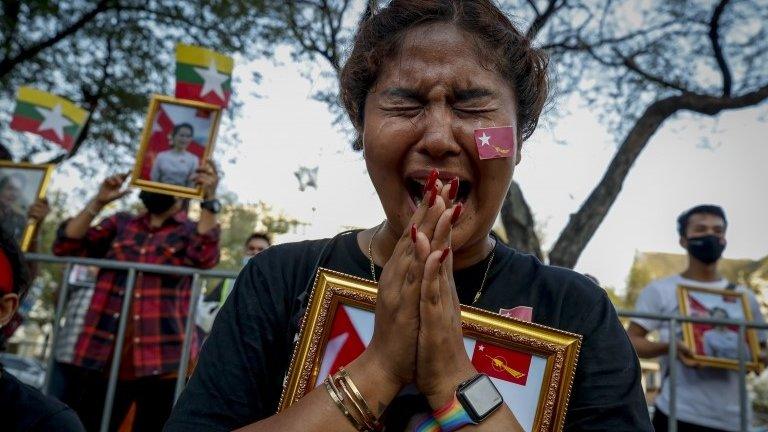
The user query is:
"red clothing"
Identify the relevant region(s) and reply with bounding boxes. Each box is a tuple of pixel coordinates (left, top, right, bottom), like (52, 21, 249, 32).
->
(53, 211, 220, 378)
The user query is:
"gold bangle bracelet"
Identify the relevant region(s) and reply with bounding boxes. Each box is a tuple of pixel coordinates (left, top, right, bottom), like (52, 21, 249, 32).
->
(336, 368, 383, 431)
(324, 376, 368, 431)
(335, 377, 370, 430)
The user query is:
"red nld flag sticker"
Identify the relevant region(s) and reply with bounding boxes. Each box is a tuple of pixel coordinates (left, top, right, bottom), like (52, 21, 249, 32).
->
(471, 342, 532, 386)
(474, 126, 516, 160)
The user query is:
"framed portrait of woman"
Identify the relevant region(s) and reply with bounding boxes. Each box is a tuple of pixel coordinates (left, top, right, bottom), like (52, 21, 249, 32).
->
(130, 95, 222, 199)
(279, 269, 582, 432)
(677, 285, 762, 372)
(0, 161, 54, 251)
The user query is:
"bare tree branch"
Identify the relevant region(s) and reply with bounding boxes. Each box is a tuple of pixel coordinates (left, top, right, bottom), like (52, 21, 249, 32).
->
(548, 84, 768, 267)
(0, 0, 112, 78)
(525, 0, 541, 16)
(614, 49, 689, 93)
(526, 0, 563, 40)
(1, 0, 21, 58)
(708, 0, 733, 96)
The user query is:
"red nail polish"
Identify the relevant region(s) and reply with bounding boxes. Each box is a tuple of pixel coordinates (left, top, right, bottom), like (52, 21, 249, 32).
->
(410, 224, 417, 243)
(439, 247, 451, 263)
(428, 185, 438, 207)
(450, 202, 463, 225)
(423, 168, 439, 194)
(448, 177, 459, 201)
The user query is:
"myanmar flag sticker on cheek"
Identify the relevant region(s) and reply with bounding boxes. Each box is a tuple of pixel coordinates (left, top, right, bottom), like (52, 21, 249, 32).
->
(474, 126, 517, 160)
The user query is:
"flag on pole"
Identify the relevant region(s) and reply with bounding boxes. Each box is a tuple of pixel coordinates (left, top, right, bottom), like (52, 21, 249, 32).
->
(10, 87, 88, 151)
(175, 44, 234, 108)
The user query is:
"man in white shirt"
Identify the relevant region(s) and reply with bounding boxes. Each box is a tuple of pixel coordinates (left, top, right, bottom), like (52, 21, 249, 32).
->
(627, 204, 765, 432)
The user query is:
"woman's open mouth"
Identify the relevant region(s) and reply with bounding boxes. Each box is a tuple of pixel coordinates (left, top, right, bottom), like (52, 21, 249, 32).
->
(404, 175, 472, 207)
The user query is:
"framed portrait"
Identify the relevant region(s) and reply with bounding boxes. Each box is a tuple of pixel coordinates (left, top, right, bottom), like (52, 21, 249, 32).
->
(677, 285, 762, 371)
(0, 161, 53, 251)
(130, 95, 222, 199)
(279, 269, 582, 432)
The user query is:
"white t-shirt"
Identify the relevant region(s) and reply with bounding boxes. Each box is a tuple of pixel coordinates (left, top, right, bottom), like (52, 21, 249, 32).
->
(633, 274, 765, 431)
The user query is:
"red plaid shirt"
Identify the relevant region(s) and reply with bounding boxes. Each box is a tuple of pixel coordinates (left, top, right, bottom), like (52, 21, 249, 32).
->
(53, 211, 220, 378)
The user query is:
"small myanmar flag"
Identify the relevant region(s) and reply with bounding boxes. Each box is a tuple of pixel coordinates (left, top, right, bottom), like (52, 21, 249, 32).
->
(176, 44, 234, 108)
(10, 87, 88, 151)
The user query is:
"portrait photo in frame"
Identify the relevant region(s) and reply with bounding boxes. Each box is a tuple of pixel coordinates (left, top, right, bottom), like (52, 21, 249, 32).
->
(279, 269, 582, 432)
(677, 285, 762, 372)
(0, 161, 53, 251)
(130, 95, 222, 199)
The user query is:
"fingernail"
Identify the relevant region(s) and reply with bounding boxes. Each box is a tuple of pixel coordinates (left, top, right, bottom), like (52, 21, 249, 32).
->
(448, 177, 459, 201)
(423, 168, 439, 194)
(439, 247, 451, 263)
(450, 202, 463, 225)
(428, 185, 438, 207)
(410, 224, 417, 243)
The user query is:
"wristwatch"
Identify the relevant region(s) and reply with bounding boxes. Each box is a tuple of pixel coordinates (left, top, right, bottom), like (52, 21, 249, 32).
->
(200, 198, 222, 214)
(456, 373, 504, 423)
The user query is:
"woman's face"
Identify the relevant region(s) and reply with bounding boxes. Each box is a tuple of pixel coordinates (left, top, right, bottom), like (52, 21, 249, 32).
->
(363, 23, 520, 253)
(172, 126, 193, 150)
(0, 178, 22, 206)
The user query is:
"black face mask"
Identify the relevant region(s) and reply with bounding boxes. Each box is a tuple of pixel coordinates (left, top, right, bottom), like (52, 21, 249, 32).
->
(139, 191, 177, 215)
(687, 235, 726, 264)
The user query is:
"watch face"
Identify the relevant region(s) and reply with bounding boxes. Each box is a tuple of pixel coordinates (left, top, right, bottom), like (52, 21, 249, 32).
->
(459, 374, 503, 421)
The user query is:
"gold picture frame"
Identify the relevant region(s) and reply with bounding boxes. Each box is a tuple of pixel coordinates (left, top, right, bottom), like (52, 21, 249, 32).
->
(130, 95, 222, 199)
(279, 268, 582, 431)
(0, 161, 54, 251)
(677, 285, 762, 372)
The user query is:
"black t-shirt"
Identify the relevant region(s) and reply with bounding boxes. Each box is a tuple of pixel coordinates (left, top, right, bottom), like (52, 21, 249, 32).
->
(165, 231, 652, 431)
(0, 367, 85, 432)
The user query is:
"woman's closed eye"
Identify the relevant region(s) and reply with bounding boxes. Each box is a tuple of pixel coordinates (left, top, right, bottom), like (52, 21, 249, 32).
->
(452, 105, 498, 121)
(381, 104, 424, 117)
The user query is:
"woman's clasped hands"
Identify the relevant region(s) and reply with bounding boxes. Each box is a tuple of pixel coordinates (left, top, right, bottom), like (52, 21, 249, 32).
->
(364, 168, 476, 410)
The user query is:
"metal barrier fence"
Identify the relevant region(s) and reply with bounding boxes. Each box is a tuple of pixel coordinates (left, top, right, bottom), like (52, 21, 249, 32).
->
(16, 254, 768, 432)
(25, 253, 239, 432)
(616, 310, 768, 432)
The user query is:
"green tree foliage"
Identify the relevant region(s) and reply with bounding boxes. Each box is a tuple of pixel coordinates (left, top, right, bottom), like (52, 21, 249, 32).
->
(0, 0, 267, 172)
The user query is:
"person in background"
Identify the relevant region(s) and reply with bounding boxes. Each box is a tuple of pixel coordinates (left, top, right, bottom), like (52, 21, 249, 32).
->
(48, 265, 100, 406)
(0, 147, 50, 349)
(52, 161, 221, 431)
(150, 123, 199, 187)
(196, 233, 272, 334)
(0, 227, 85, 431)
(627, 204, 766, 432)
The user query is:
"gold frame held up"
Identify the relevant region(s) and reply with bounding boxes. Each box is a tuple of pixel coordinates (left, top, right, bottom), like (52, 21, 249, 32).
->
(0, 161, 54, 251)
(677, 284, 762, 372)
(130, 95, 222, 199)
(278, 268, 582, 432)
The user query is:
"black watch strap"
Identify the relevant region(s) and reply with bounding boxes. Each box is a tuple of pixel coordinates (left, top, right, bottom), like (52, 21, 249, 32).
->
(200, 198, 221, 214)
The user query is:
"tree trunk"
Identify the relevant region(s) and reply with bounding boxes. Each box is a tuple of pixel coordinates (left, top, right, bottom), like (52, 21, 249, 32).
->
(500, 181, 543, 259)
(548, 85, 768, 268)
